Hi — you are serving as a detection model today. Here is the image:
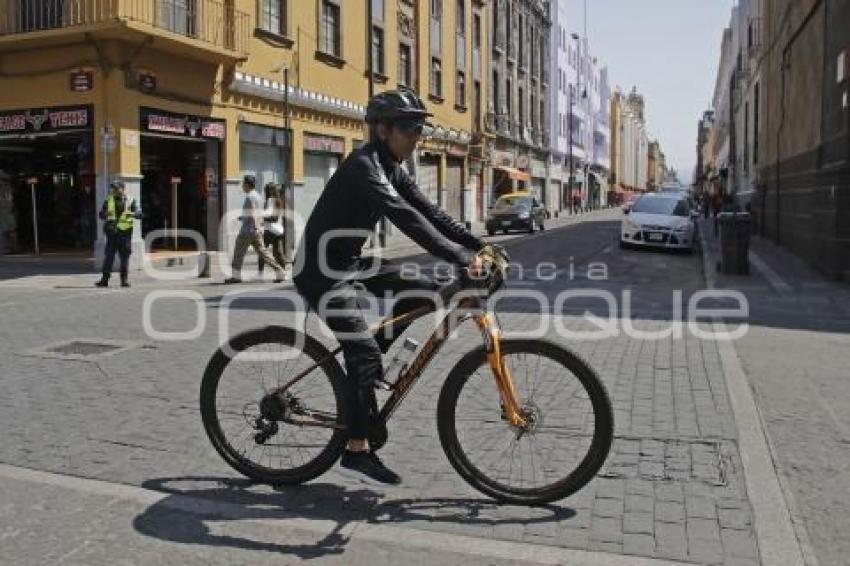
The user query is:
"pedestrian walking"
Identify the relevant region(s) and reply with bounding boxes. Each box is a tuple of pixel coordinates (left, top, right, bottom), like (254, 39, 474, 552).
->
(711, 190, 723, 235)
(225, 175, 284, 284)
(95, 180, 141, 288)
(258, 182, 287, 282)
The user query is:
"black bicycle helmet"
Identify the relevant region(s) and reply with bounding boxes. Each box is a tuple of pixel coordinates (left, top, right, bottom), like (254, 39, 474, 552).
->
(365, 87, 433, 124)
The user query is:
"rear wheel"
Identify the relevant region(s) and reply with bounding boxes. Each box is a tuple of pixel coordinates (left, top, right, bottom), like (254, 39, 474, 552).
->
(437, 339, 613, 505)
(200, 326, 348, 485)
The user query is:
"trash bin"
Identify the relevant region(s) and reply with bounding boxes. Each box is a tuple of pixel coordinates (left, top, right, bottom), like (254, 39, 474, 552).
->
(717, 212, 751, 275)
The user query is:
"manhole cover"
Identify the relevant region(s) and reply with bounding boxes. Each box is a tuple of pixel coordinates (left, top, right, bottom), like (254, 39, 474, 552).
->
(598, 436, 729, 486)
(24, 339, 147, 361)
(46, 341, 122, 357)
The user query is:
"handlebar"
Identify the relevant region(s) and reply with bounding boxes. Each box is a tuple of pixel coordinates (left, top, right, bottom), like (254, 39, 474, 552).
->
(466, 244, 510, 294)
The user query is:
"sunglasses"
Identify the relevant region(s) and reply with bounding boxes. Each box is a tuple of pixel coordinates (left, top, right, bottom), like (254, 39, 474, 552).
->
(394, 120, 431, 136)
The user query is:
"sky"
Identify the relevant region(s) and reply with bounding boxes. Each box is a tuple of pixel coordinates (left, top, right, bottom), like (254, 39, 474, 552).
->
(562, 0, 733, 183)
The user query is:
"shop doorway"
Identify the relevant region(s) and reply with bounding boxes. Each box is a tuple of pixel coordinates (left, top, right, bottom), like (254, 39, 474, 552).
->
(0, 132, 95, 254)
(141, 135, 219, 250)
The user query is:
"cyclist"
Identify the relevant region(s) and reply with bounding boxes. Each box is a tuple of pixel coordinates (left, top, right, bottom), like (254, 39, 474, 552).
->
(293, 88, 485, 485)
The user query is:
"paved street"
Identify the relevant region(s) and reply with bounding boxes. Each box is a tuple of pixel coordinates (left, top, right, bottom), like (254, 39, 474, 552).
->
(0, 207, 841, 565)
(0, 210, 759, 564)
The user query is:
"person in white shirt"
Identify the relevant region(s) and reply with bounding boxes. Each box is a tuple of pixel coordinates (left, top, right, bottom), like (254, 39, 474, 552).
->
(225, 175, 285, 283)
(258, 183, 287, 281)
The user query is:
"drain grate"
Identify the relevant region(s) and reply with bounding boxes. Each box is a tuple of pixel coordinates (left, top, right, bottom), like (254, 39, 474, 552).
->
(46, 341, 123, 357)
(24, 339, 146, 361)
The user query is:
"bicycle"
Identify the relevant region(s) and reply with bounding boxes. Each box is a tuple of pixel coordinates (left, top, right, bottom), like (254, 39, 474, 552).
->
(200, 245, 613, 505)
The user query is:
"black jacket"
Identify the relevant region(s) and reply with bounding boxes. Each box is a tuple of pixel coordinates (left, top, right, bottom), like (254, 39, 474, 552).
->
(294, 141, 484, 287)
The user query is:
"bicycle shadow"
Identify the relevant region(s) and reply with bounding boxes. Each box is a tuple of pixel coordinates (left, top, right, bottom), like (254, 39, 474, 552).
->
(133, 476, 576, 560)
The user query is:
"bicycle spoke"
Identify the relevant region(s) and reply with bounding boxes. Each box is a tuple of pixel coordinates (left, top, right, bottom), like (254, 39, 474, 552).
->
(451, 347, 599, 493)
(212, 339, 339, 476)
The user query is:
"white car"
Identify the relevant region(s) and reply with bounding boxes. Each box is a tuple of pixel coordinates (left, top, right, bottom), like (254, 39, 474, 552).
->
(620, 193, 696, 252)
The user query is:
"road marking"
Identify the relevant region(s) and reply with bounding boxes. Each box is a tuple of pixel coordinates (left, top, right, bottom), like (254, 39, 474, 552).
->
(0, 463, 687, 566)
(699, 227, 807, 566)
(748, 251, 793, 294)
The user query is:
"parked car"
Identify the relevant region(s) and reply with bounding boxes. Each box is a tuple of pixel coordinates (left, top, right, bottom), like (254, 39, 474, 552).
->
(620, 193, 697, 252)
(659, 182, 686, 194)
(485, 192, 547, 235)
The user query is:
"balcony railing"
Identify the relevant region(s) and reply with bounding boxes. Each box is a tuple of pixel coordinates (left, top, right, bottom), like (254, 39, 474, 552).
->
(747, 17, 763, 56)
(1, 0, 249, 55)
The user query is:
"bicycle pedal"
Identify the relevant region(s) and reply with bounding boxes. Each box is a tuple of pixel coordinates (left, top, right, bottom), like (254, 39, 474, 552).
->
(374, 379, 394, 391)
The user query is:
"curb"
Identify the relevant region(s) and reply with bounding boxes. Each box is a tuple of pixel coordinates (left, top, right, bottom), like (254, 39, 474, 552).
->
(697, 220, 807, 566)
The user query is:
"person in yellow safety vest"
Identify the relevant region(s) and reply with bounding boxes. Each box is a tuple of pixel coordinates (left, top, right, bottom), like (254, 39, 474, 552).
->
(95, 180, 142, 288)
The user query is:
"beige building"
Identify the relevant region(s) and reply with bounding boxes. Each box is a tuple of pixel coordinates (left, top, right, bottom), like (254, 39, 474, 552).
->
(608, 86, 648, 193)
(0, 0, 487, 261)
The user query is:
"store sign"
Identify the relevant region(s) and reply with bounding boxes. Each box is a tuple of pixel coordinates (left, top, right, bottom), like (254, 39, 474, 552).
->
(0, 105, 92, 134)
(69, 70, 93, 92)
(304, 133, 345, 154)
(140, 107, 226, 140)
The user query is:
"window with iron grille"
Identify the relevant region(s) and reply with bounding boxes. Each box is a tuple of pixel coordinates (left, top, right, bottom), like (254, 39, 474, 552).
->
(159, 0, 197, 37)
(398, 43, 412, 87)
(371, 0, 384, 75)
(431, 0, 442, 56)
(540, 98, 545, 133)
(431, 58, 443, 98)
(456, 71, 466, 107)
(519, 86, 525, 130)
(372, 26, 385, 74)
(259, 0, 286, 36)
(753, 82, 760, 166)
(518, 13, 524, 67)
(319, 0, 341, 57)
(506, 78, 512, 123)
(473, 80, 482, 126)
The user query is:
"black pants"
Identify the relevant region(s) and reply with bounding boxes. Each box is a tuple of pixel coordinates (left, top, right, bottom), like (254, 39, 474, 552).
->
(296, 259, 441, 440)
(258, 231, 286, 273)
(103, 230, 131, 277)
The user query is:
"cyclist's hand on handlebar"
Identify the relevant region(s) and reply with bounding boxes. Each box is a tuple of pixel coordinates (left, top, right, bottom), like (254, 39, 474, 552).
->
(467, 254, 485, 279)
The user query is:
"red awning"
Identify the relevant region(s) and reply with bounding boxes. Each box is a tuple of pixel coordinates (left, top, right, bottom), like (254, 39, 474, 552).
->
(494, 165, 531, 182)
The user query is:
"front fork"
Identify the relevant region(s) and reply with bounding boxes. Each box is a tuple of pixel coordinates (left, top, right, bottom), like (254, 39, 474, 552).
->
(474, 312, 528, 429)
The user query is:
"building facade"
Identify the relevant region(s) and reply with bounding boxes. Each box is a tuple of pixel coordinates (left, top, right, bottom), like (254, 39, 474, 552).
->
(755, 0, 850, 279)
(706, 16, 738, 202)
(609, 86, 648, 194)
(486, 0, 551, 210)
(547, 7, 610, 214)
(702, 0, 850, 279)
(0, 0, 487, 261)
(695, 109, 715, 194)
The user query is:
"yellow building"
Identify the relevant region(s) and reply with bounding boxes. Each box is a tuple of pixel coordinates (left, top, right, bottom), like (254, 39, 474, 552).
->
(0, 0, 486, 263)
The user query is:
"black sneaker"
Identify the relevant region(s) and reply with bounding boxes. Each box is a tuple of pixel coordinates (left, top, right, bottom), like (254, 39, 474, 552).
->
(338, 450, 401, 486)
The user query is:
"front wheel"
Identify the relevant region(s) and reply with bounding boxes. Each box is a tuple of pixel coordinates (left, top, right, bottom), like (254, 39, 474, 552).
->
(437, 339, 613, 505)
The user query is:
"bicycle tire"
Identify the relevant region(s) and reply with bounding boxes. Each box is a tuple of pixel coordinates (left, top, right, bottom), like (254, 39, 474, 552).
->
(200, 326, 348, 485)
(437, 339, 613, 505)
